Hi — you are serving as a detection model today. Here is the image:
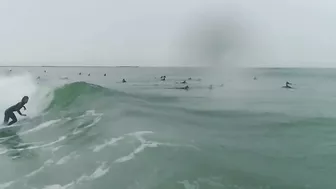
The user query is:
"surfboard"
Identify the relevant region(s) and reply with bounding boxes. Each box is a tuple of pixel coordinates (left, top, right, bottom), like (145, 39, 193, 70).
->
(0, 124, 23, 135)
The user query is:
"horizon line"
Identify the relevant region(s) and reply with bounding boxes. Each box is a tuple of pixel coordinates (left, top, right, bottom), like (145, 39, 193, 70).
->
(0, 65, 336, 68)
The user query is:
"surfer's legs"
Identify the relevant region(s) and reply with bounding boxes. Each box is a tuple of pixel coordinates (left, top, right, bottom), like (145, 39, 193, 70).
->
(3, 113, 9, 125)
(7, 112, 17, 126)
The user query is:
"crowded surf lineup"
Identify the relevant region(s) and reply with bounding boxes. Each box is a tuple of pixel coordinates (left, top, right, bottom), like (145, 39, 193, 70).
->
(5, 68, 294, 90)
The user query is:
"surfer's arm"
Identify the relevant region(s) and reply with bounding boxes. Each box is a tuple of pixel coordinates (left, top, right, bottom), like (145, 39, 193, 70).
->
(23, 105, 26, 110)
(17, 110, 26, 116)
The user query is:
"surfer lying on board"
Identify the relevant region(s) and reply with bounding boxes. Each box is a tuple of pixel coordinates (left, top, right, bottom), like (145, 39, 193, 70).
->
(3, 96, 29, 126)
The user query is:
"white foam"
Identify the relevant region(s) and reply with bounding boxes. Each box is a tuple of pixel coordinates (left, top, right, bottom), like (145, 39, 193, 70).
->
(115, 131, 199, 163)
(0, 73, 52, 120)
(25, 159, 53, 178)
(76, 162, 109, 184)
(115, 131, 160, 163)
(127, 131, 154, 137)
(25, 136, 67, 151)
(56, 152, 79, 165)
(43, 185, 64, 189)
(42, 183, 74, 189)
(75, 110, 103, 119)
(22, 119, 62, 135)
(0, 181, 14, 189)
(197, 177, 225, 187)
(0, 149, 8, 155)
(114, 141, 160, 163)
(25, 166, 45, 178)
(72, 115, 102, 135)
(42, 162, 109, 189)
(92, 137, 124, 152)
(178, 180, 200, 189)
(90, 163, 110, 179)
(51, 145, 63, 153)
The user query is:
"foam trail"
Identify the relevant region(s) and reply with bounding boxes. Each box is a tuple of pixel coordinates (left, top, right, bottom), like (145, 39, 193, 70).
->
(92, 137, 124, 152)
(42, 183, 73, 189)
(178, 180, 200, 189)
(115, 131, 159, 163)
(72, 115, 102, 135)
(115, 141, 160, 163)
(42, 162, 109, 189)
(56, 152, 79, 165)
(115, 131, 200, 163)
(21, 119, 62, 135)
(76, 162, 110, 183)
(15, 136, 68, 151)
(0, 181, 15, 189)
(24, 160, 53, 178)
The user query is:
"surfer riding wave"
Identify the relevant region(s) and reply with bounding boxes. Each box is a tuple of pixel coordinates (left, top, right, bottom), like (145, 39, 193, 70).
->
(3, 96, 29, 126)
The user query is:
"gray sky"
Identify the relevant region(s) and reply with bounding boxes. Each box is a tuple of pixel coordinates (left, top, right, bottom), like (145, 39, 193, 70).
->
(0, 0, 336, 67)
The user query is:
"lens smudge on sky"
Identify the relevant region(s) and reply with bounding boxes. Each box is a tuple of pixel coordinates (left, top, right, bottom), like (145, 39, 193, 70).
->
(0, 0, 335, 67)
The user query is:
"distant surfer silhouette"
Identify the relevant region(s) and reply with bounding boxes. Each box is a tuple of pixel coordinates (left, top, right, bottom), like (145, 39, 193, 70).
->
(175, 85, 189, 90)
(183, 85, 189, 90)
(122, 79, 127, 83)
(3, 96, 29, 126)
(282, 81, 293, 89)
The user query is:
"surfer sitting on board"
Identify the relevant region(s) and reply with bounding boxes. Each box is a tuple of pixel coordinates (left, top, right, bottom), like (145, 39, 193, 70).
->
(282, 81, 293, 89)
(3, 96, 29, 126)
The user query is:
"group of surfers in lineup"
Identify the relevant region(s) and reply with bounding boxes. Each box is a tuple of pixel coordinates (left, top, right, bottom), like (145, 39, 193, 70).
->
(3, 69, 294, 127)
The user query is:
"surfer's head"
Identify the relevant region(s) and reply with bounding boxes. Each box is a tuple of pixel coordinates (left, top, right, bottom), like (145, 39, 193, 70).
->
(22, 96, 29, 104)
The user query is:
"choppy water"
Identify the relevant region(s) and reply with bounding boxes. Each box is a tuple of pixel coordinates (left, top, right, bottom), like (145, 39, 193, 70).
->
(0, 67, 335, 189)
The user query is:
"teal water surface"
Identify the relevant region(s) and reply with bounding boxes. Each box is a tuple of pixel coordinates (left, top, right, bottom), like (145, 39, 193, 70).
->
(0, 67, 335, 189)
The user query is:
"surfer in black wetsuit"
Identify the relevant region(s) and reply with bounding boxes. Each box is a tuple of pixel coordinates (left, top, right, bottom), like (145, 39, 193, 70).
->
(282, 81, 292, 89)
(175, 85, 189, 90)
(3, 96, 29, 126)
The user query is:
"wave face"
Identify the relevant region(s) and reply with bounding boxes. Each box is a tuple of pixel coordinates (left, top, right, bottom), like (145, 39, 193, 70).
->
(46, 82, 115, 111)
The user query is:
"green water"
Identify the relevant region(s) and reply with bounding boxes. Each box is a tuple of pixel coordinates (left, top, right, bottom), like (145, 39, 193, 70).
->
(0, 67, 335, 189)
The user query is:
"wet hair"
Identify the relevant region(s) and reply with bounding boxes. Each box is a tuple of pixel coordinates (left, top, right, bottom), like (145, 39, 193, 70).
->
(22, 96, 29, 102)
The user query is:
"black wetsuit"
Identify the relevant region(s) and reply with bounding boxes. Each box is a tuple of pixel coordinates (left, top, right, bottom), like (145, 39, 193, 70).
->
(4, 102, 26, 126)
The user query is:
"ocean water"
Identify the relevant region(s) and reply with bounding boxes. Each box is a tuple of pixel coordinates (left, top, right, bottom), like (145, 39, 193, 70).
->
(0, 67, 335, 189)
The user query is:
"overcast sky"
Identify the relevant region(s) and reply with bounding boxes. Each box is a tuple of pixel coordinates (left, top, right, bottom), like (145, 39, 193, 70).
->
(0, 0, 336, 67)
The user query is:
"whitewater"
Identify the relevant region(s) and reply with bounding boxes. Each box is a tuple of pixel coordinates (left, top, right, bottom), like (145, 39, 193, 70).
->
(0, 67, 335, 189)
